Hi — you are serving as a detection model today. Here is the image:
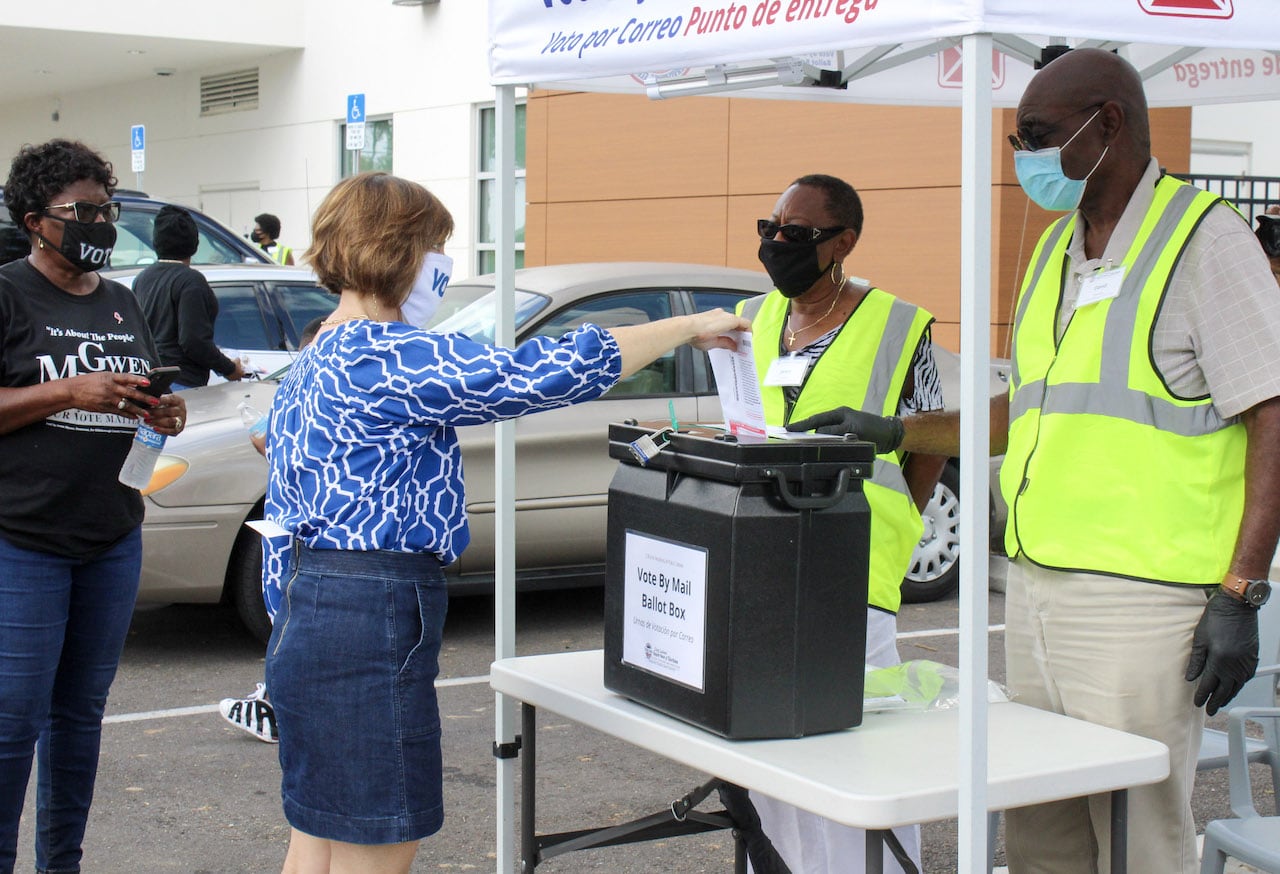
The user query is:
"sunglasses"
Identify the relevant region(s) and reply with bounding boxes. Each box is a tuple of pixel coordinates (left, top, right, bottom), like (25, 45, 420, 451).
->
(43, 200, 122, 223)
(757, 219, 845, 244)
(1007, 103, 1104, 153)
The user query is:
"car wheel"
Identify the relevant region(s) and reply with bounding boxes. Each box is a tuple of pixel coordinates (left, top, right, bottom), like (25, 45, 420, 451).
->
(901, 461, 962, 604)
(228, 523, 272, 645)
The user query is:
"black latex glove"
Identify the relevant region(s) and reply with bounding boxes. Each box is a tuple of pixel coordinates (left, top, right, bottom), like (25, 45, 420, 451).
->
(1185, 592, 1260, 717)
(784, 406, 904, 453)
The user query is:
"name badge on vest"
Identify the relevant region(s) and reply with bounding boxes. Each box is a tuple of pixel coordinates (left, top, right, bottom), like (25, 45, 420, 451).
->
(764, 355, 810, 387)
(1075, 265, 1126, 309)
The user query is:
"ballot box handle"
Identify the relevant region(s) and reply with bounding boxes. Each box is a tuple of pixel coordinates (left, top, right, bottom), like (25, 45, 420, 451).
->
(766, 466, 851, 511)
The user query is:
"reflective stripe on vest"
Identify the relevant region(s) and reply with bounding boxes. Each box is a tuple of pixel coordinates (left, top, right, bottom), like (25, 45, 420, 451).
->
(740, 288, 934, 612)
(269, 244, 292, 265)
(1002, 176, 1245, 584)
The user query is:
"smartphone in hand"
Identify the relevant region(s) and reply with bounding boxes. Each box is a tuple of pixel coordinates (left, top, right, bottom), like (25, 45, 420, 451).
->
(141, 366, 182, 398)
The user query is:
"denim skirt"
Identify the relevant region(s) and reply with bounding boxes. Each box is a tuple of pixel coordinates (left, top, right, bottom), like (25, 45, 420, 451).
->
(265, 544, 448, 845)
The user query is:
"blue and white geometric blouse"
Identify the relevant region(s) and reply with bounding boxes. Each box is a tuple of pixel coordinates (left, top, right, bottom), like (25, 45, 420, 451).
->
(261, 319, 621, 618)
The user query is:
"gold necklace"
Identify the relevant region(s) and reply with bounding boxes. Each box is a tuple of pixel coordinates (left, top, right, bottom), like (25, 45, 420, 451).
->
(786, 281, 845, 346)
(319, 312, 370, 327)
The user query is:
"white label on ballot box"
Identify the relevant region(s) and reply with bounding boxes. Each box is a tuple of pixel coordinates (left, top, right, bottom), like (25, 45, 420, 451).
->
(622, 530, 709, 691)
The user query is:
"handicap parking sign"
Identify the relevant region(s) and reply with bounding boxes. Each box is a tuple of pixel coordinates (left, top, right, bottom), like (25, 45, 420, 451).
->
(346, 94, 365, 125)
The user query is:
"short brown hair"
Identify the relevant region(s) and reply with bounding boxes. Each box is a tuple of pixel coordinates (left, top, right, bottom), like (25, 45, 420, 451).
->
(305, 172, 453, 307)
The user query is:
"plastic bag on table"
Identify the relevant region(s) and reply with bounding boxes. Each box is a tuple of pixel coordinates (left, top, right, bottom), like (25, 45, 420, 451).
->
(863, 659, 1010, 712)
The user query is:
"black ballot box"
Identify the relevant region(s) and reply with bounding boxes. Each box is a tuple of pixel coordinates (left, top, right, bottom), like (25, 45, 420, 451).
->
(602, 422, 875, 740)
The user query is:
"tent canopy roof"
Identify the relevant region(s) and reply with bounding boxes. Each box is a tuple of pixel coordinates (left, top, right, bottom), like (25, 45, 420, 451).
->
(490, 1, 1280, 107)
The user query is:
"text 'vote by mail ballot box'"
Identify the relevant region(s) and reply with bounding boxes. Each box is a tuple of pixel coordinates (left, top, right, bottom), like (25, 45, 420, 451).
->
(603, 422, 875, 739)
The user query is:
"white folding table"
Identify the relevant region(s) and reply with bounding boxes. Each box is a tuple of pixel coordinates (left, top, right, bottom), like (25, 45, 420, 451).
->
(491, 650, 1170, 873)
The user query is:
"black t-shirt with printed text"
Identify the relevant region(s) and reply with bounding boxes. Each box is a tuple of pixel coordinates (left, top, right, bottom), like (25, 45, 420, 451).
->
(0, 258, 159, 558)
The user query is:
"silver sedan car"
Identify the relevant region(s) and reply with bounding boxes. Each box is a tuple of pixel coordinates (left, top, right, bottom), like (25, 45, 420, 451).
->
(134, 262, 1006, 641)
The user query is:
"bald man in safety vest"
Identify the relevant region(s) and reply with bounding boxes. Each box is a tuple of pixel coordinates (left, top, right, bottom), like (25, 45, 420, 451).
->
(793, 48, 1280, 874)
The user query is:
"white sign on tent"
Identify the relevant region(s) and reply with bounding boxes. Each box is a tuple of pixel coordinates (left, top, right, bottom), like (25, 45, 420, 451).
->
(486, 2, 1280, 871)
(491, 0, 1278, 107)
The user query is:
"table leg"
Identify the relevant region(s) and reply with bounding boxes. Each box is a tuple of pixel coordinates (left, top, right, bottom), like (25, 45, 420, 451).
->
(522, 703, 537, 872)
(1110, 789, 1128, 874)
(866, 829, 884, 874)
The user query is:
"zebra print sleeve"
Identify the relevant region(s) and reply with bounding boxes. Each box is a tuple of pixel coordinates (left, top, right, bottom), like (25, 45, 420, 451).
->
(899, 329, 945, 416)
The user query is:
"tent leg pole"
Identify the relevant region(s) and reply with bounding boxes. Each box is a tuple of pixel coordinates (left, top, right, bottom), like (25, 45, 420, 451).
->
(494, 81, 519, 874)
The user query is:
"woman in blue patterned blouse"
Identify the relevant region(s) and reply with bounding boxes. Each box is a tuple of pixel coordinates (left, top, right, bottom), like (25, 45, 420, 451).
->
(262, 172, 749, 874)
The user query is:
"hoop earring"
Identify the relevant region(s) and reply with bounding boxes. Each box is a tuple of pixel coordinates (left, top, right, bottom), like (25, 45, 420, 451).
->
(830, 260, 844, 287)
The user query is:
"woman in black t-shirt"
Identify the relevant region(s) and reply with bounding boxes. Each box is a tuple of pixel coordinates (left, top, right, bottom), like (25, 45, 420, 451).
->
(0, 139, 186, 874)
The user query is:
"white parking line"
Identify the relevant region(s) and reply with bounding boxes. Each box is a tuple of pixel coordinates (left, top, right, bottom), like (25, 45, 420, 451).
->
(898, 623, 1004, 640)
(104, 625, 1007, 726)
(102, 674, 495, 725)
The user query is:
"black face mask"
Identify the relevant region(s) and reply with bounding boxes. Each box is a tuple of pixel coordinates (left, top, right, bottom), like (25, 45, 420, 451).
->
(1257, 216, 1280, 259)
(758, 238, 830, 299)
(250, 229, 263, 243)
(36, 217, 116, 273)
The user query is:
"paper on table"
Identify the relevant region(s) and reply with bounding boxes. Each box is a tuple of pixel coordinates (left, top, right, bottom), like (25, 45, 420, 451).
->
(245, 518, 291, 539)
(707, 332, 768, 440)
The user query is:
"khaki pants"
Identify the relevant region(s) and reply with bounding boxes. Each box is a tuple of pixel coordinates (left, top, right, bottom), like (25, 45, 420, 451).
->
(1003, 559, 1209, 874)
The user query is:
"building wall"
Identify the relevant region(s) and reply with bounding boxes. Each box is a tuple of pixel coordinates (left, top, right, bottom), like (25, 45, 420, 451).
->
(1192, 99, 1280, 177)
(527, 90, 1191, 353)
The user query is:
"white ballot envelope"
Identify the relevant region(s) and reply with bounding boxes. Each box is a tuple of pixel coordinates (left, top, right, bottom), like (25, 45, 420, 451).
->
(707, 332, 768, 440)
(707, 335, 828, 441)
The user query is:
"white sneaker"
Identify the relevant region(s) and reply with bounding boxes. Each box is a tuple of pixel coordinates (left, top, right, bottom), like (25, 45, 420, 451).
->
(218, 682, 279, 743)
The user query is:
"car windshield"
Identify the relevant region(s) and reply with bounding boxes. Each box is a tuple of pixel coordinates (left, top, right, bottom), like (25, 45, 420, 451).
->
(111, 209, 247, 267)
(433, 289, 550, 344)
(0, 199, 258, 267)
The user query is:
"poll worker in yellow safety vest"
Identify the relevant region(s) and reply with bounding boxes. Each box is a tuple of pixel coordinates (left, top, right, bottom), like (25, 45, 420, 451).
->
(739, 173, 950, 874)
(792, 50, 1280, 874)
(251, 212, 294, 265)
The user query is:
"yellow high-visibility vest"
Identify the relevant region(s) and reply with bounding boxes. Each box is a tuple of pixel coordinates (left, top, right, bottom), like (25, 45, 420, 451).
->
(1002, 175, 1245, 584)
(267, 244, 292, 265)
(740, 287, 934, 613)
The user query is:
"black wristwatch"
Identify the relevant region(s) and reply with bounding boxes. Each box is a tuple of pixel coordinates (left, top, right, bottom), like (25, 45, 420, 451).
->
(1222, 573, 1273, 608)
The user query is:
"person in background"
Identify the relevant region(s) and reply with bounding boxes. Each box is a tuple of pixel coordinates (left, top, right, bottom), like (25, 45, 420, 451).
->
(1255, 204, 1280, 283)
(262, 171, 749, 874)
(133, 205, 245, 389)
(0, 138, 186, 874)
(794, 48, 1280, 873)
(252, 213, 295, 266)
(217, 315, 325, 744)
(740, 173, 947, 874)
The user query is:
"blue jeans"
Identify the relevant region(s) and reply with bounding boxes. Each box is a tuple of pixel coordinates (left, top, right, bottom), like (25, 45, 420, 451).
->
(0, 529, 142, 874)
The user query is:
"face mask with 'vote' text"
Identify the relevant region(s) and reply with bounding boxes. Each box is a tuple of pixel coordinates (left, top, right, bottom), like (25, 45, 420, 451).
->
(400, 251, 454, 328)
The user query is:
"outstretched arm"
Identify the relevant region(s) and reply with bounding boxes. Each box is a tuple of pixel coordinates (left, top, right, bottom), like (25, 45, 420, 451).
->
(608, 309, 751, 379)
(899, 393, 1011, 458)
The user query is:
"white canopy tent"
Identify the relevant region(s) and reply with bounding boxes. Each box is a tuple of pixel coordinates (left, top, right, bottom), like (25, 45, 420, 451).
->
(485, 3, 1280, 871)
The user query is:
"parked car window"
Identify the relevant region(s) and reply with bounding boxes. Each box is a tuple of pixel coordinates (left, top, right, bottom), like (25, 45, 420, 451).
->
(110, 207, 250, 268)
(213, 284, 277, 351)
(689, 289, 761, 393)
(0, 192, 266, 268)
(268, 283, 339, 349)
(690, 289, 756, 314)
(433, 289, 550, 344)
(530, 291, 676, 396)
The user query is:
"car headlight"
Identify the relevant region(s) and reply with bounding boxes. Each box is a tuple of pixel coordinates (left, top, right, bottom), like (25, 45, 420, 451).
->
(140, 455, 189, 497)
